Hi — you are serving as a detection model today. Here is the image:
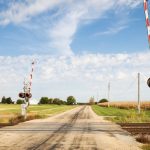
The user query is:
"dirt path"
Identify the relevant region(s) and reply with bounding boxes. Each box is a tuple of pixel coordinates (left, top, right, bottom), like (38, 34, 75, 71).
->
(0, 106, 141, 150)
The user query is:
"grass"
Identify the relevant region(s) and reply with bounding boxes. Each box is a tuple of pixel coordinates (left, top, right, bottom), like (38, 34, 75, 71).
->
(92, 105, 150, 123)
(0, 104, 78, 124)
(142, 145, 150, 150)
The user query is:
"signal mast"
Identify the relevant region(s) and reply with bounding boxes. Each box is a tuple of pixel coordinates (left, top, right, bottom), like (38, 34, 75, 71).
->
(143, 0, 150, 87)
(18, 61, 35, 119)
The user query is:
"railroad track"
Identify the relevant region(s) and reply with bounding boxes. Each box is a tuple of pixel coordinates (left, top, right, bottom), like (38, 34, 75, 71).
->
(118, 123, 150, 135)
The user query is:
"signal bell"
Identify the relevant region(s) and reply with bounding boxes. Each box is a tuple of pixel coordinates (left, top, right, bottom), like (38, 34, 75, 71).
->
(147, 78, 150, 88)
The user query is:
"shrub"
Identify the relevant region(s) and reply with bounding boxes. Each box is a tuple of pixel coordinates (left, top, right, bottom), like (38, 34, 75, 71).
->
(16, 99, 24, 104)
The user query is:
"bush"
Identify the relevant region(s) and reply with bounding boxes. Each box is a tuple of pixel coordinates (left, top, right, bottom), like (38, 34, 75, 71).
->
(16, 99, 24, 104)
(9, 115, 24, 125)
(99, 99, 108, 103)
(9, 114, 44, 125)
(62, 100, 67, 105)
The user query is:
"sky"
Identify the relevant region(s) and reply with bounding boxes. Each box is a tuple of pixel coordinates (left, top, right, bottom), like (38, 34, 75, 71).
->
(0, 0, 150, 103)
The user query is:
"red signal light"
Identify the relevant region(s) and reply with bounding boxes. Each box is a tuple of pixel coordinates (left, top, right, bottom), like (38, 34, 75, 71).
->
(19, 93, 25, 98)
(147, 78, 150, 88)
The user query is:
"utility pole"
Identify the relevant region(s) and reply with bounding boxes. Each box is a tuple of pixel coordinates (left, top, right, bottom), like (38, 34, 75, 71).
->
(96, 91, 99, 102)
(108, 82, 110, 107)
(138, 73, 141, 114)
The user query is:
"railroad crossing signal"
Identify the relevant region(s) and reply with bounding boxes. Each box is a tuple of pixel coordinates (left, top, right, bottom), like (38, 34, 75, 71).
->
(19, 92, 32, 99)
(18, 61, 35, 119)
(147, 78, 150, 87)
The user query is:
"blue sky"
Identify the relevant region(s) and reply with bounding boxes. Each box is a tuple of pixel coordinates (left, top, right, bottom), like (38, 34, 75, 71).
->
(72, 6, 148, 54)
(0, 0, 146, 55)
(0, 0, 150, 103)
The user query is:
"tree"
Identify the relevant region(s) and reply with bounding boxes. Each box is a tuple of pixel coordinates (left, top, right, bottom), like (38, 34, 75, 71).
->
(39, 97, 49, 104)
(48, 98, 53, 104)
(99, 98, 108, 103)
(62, 101, 67, 105)
(6, 97, 13, 104)
(53, 98, 64, 105)
(1, 97, 13, 104)
(16, 99, 24, 104)
(1, 96, 6, 104)
(67, 96, 76, 105)
(53, 98, 59, 104)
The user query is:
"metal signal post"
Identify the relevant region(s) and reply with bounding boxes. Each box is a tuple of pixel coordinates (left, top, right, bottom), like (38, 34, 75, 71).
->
(143, 0, 150, 88)
(143, 0, 150, 47)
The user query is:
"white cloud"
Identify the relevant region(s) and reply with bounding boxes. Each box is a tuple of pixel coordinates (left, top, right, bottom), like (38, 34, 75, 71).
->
(117, 71, 127, 80)
(95, 25, 128, 36)
(0, 0, 63, 25)
(117, 0, 142, 8)
(0, 1, 145, 102)
(0, 0, 142, 55)
(0, 52, 150, 102)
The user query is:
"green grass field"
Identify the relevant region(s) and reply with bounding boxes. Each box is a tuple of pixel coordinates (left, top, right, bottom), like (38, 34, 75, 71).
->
(92, 105, 150, 123)
(0, 104, 78, 123)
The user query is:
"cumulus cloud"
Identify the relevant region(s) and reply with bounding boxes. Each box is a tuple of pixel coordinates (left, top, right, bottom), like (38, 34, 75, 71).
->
(0, 0, 142, 55)
(117, 0, 142, 8)
(0, 0, 145, 102)
(0, 52, 149, 102)
(0, 0, 63, 25)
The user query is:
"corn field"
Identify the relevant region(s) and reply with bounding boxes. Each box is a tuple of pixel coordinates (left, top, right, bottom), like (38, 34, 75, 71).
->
(98, 102, 150, 110)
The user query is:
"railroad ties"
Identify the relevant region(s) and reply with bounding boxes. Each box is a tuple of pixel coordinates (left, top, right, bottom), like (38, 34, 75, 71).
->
(118, 123, 150, 135)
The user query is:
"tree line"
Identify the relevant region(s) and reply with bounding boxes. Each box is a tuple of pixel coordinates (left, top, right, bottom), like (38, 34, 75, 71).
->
(38, 96, 76, 105)
(0, 96, 76, 105)
(0, 96, 14, 104)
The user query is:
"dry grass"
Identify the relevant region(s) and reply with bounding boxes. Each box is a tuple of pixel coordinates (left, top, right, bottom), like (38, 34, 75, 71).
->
(142, 144, 150, 150)
(135, 134, 150, 144)
(0, 104, 78, 124)
(98, 102, 150, 110)
(8, 113, 42, 125)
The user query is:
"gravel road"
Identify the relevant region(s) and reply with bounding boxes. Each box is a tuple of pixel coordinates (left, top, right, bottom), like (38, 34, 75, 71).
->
(0, 106, 141, 150)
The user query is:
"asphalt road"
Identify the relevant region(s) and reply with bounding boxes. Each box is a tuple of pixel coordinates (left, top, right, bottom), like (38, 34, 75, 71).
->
(0, 106, 141, 150)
